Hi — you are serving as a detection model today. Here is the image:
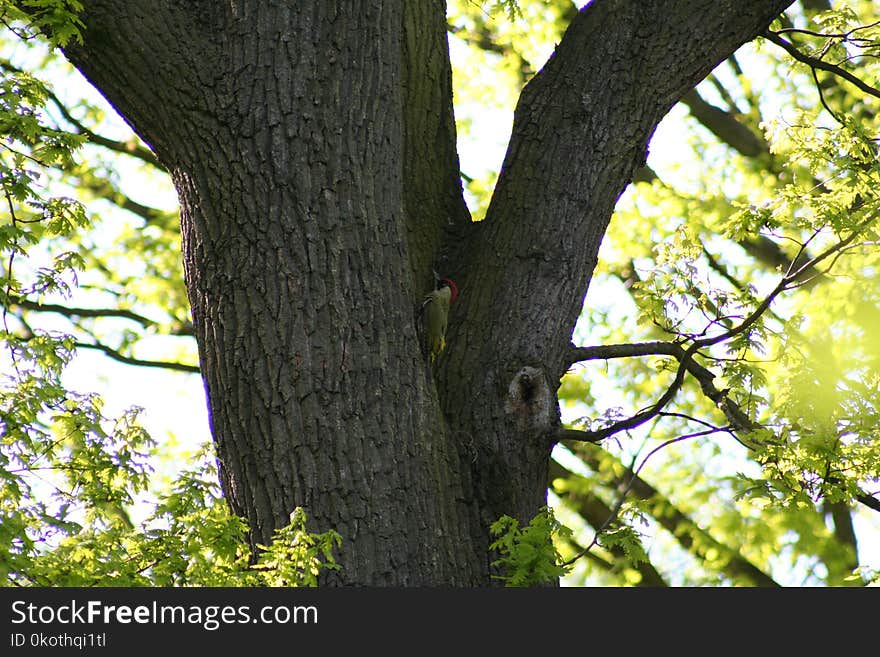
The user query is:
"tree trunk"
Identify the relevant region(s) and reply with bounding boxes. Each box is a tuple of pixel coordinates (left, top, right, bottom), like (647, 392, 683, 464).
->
(57, 0, 794, 585)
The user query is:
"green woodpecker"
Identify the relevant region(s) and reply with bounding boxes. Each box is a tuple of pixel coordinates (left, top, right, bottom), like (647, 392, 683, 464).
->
(421, 277, 458, 363)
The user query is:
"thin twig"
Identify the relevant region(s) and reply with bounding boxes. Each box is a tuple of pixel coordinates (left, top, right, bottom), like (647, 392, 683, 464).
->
(560, 428, 721, 567)
(773, 21, 880, 41)
(763, 29, 880, 100)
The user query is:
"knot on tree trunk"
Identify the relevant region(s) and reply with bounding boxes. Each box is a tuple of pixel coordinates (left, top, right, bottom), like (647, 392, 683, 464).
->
(503, 366, 557, 434)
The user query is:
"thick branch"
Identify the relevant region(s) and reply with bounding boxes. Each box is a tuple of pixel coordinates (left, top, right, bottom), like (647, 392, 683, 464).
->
(825, 500, 859, 578)
(856, 492, 880, 513)
(78, 173, 171, 225)
(455, 0, 795, 383)
(555, 427, 604, 444)
(680, 88, 768, 157)
(57, 1, 225, 167)
(568, 340, 680, 362)
(402, 1, 471, 291)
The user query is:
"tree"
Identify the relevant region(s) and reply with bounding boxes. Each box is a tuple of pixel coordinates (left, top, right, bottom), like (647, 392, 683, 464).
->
(2, 0, 879, 586)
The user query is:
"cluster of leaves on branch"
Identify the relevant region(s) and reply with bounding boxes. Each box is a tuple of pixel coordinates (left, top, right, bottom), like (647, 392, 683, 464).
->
(564, 7, 880, 584)
(489, 506, 572, 586)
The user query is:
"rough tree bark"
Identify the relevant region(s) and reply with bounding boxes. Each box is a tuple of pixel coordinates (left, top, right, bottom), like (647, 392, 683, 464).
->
(53, 0, 794, 585)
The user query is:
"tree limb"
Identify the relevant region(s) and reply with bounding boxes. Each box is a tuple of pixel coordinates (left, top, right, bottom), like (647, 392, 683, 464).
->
(555, 427, 605, 444)
(680, 88, 769, 157)
(762, 29, 880, 100)
(9, 296, 154, 328)
(567, 340, 685, 363)
(77, 174, 171, 225)
(563, 339, 753, 440)
(856, 492, 880, 513)
(74, 340, 199, 373)
(455, 0, 795, 383)
(825, 500, 859, 579)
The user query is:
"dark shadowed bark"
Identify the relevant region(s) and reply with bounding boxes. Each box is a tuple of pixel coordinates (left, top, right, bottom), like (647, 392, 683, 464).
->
(51, 0, 793, 585)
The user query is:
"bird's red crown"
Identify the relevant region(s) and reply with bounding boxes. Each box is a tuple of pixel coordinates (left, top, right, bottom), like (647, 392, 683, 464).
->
(440, 278, 458, 305)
